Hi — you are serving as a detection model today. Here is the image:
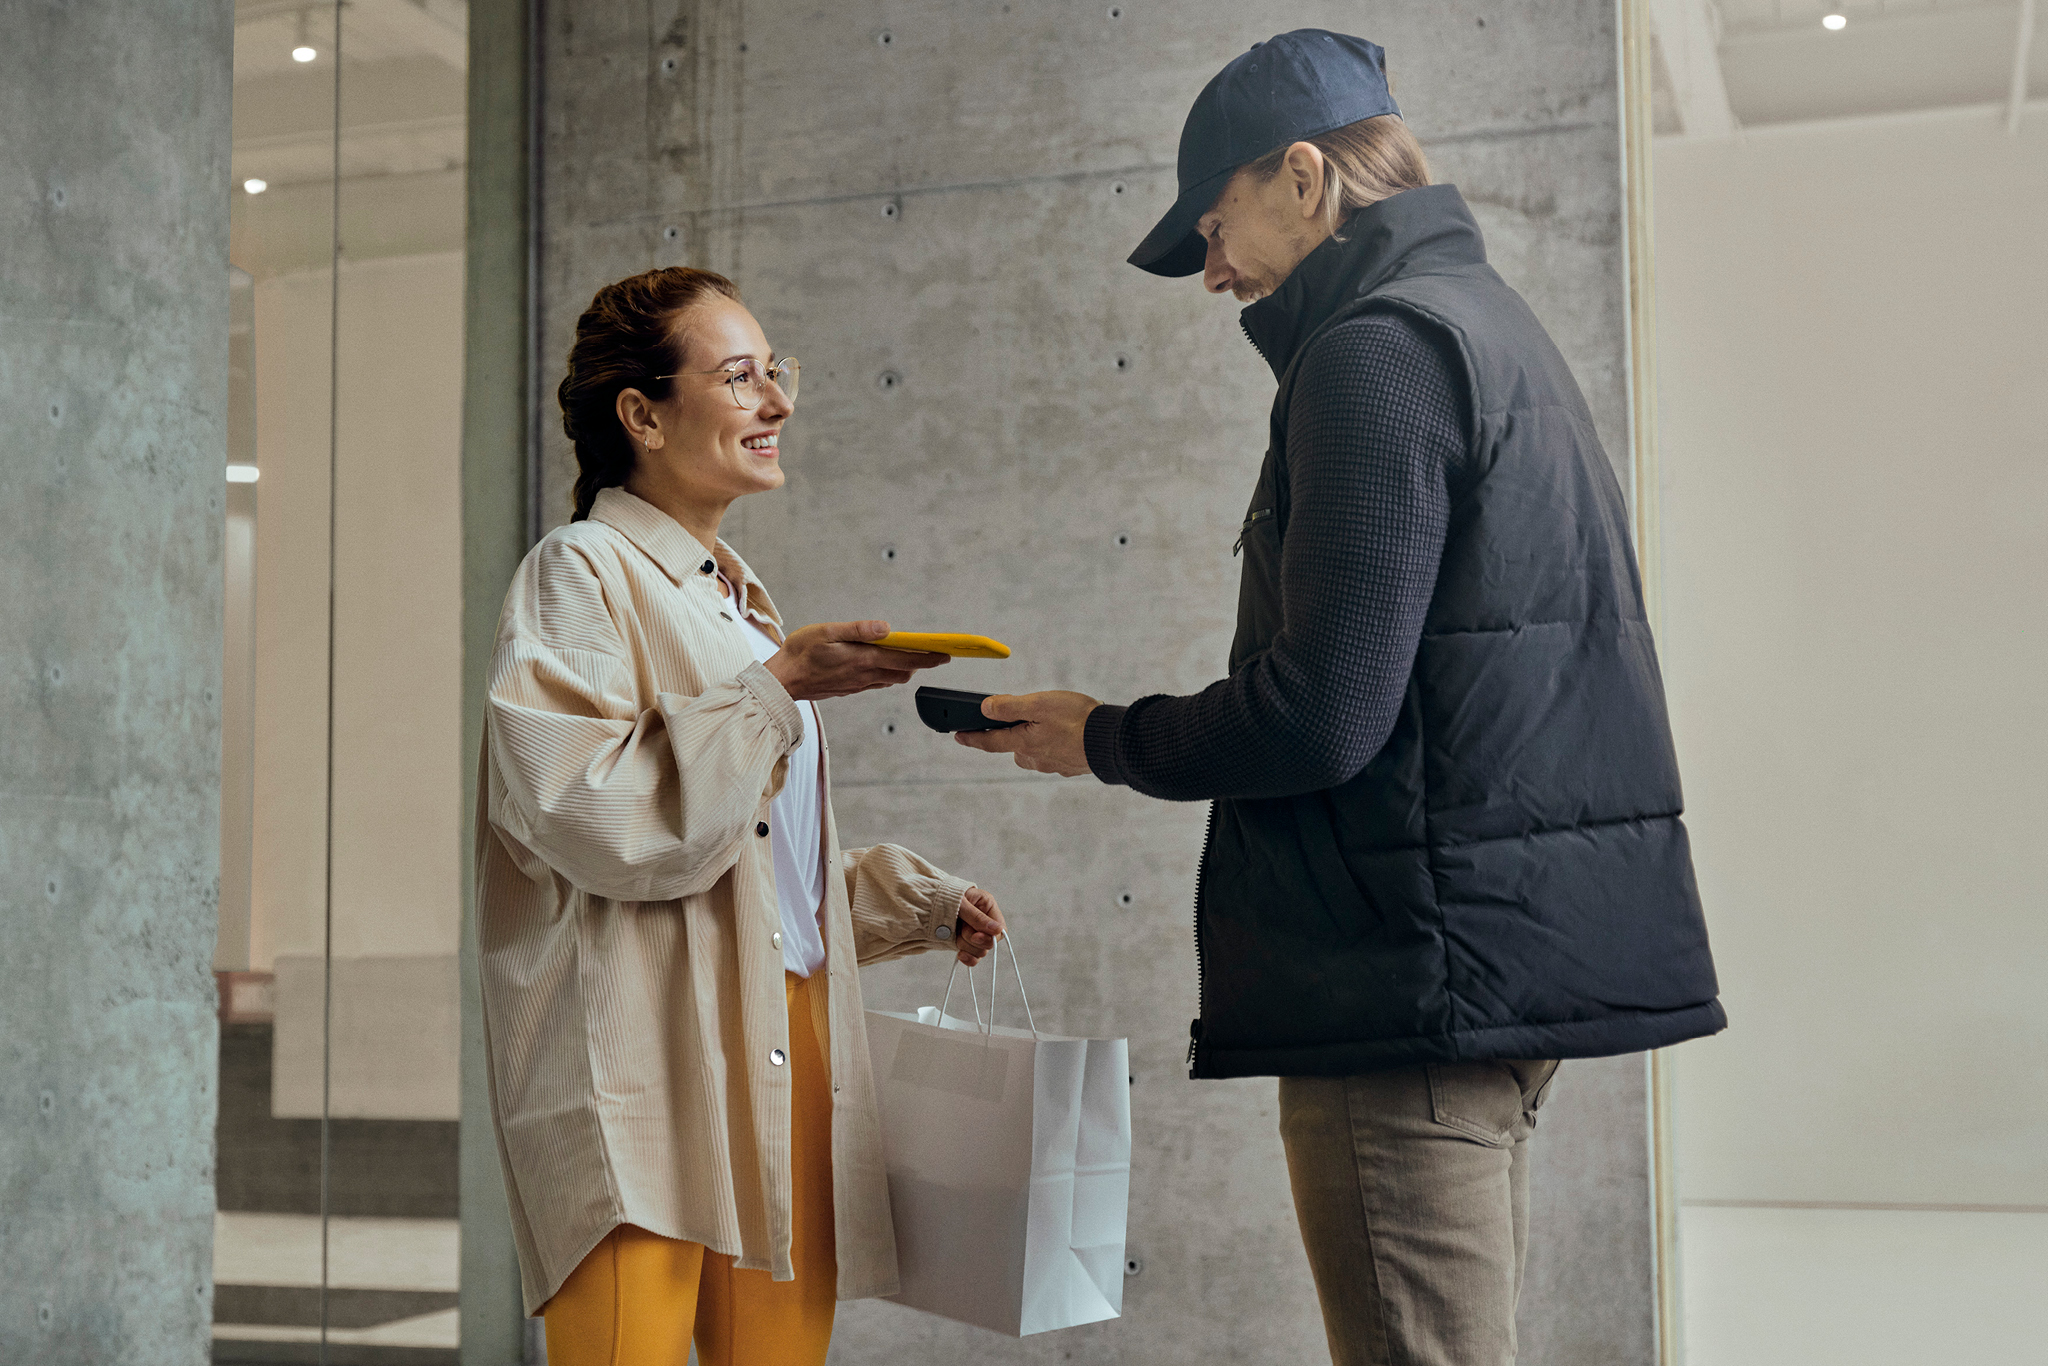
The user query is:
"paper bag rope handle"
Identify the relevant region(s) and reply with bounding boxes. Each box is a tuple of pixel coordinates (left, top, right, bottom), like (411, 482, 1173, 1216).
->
(940, 932, 1039, 1042)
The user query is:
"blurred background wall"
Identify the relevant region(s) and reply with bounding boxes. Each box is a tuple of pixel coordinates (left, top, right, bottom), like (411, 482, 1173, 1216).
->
(209, 7, 475, 1358)
(218, 5, 471, 1125)
(249, 255, 466, 1123)
(1655, 105, 2048, 1365)
(527, 4, 1659, 1363)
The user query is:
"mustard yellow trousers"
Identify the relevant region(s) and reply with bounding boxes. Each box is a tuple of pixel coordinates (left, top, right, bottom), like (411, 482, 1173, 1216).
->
(541, 972, 836, 1366)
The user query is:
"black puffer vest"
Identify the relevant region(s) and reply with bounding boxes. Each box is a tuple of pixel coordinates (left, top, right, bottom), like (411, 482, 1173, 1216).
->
(1191, 185, 1724, 1079)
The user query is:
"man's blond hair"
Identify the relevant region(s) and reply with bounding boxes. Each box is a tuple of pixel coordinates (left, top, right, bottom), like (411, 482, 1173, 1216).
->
(1245, 113, 1433, 240)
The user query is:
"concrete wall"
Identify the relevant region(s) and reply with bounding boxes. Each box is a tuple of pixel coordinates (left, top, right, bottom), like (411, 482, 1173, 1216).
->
(460, 2, 540, 1358)
(0, 1, 233, 1362)
(1656, 107, 2048, 1208)
(533, 4, 1651, 1361)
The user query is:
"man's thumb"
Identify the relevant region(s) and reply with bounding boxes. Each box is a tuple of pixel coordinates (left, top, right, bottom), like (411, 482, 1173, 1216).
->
(982, 693, 1025, 722)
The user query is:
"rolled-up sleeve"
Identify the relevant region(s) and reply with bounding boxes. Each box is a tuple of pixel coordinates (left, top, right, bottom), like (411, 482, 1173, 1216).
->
(485, 538, 804, 903)
(841, 843, 972, 965)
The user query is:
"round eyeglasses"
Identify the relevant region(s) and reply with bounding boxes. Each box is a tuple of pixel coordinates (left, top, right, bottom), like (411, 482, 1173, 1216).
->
(653, 357, 799, 409)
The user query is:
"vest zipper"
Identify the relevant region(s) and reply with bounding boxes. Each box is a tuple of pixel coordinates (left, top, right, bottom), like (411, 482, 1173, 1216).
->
(1198, 318, 1264, 1079)
(1232, 507, 1274, 556)
(1240, 318, 1268, 366)
(1188, 801, 1217, 1077)
(1192, 316, 1270, 1077)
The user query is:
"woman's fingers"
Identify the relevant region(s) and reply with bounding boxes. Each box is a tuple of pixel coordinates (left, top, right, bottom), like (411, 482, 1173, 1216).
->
(852, 645, 949, 671)
(959, 887, 1005, 936)
(811, 668, 916, 698)
(770, 625, 948, 700)
(953, 888, 1005, 958)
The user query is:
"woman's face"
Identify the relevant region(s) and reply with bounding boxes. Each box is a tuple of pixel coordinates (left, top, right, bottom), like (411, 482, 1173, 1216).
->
(625, 298, 793, 507)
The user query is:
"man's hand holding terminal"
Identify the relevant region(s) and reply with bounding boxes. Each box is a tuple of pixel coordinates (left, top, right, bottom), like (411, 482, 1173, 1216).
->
(953, 690, 1101, 777)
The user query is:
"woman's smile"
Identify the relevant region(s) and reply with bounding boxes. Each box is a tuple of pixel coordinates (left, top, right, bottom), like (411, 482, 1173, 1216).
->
(741, 430, 780, 455)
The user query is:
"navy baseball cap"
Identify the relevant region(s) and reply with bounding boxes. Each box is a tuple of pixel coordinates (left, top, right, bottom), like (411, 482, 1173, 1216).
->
(1129, 30, 1402, 278)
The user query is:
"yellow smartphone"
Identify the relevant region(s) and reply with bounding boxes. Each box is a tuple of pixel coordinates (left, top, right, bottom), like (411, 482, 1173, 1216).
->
(873, 632, 1012, 660)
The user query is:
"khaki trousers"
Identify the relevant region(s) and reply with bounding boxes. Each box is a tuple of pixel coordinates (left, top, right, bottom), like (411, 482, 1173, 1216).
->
(1279, 1059, 1560, 1366)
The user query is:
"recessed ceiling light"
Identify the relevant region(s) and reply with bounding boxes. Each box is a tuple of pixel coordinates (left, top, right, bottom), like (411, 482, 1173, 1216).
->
(242, 178, 269, 195)
(292, 44, 317, 62)
(1822, 13, 1847, 30)
(226, 465, 260, 483)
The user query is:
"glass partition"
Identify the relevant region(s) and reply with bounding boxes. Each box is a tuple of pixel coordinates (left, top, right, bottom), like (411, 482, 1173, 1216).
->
(217, 2, 469, 1361)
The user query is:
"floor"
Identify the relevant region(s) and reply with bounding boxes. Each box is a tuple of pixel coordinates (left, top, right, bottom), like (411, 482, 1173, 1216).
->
(1680, 1204, 2048, 1366)
(212, 1211, 459, 1357)
(212, 1018, 462, 1364)
(208, 1174, 2048, 1363)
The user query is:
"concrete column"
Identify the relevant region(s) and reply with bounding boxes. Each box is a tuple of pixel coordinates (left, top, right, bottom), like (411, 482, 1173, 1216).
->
(533, 4, 1653, 1361)
(461, 3, 541, 1364)
(0, 3, 233, 1364)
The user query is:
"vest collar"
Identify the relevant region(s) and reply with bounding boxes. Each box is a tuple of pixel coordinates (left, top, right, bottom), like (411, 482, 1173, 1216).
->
(1239, 183, 1488, 381)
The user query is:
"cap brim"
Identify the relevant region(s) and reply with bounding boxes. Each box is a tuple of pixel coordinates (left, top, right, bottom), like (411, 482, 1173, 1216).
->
(1127, 164, 1235, 278)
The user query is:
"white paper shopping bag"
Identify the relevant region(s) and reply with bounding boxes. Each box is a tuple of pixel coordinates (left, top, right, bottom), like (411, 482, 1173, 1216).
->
(864, 941, 1132, 1337)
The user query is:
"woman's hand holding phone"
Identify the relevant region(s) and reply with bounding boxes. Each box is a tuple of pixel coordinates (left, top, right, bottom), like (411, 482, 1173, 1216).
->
(765, 621, 949, 700)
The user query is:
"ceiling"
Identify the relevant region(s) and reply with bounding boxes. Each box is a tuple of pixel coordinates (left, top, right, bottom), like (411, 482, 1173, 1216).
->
(234, 0, 464, 75)
(230, 0, 468, 276)
(225, 0, 2035, 271)
(1652, 0, 2046, 135)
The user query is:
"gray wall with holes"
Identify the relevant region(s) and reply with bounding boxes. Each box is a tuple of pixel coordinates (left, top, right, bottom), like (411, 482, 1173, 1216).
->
(0, 2, 232, 1363)
(532, 3, 1653, 1362)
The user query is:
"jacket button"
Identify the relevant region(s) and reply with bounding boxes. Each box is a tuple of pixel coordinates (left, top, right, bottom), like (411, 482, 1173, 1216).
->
(701, 559, 715, 573)
(769, 1048, 786, 1067)
(772, 931, 783, 949)
(756, 821, 769, 837)
(935, 924, 953, 941)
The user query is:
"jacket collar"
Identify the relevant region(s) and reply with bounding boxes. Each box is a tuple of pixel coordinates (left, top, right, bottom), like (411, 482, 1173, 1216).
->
(1239, 183, 1487, 381)
(587, 487, 785, 627)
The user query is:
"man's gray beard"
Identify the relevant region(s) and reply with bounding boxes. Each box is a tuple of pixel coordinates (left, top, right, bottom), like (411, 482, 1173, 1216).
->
(1232, 265, 1281, 303)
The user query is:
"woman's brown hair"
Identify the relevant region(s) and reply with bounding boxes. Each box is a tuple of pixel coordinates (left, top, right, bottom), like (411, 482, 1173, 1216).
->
(559, 266, 742, 522)
(1244, 113, 1433, 242)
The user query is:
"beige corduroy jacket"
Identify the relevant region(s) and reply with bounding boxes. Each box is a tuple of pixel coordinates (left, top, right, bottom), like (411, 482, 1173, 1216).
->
(476, 487, 970, 1315)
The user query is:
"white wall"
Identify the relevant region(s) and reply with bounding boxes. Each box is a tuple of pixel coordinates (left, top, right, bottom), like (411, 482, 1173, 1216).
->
(1655, 108, 2048, 1209)
(219, 269, 258, 972)
(249, 265, 335, 973)
(249, 251, 465, 967)
(248, 251, 464, 1118)
(219, 486, 258, 971)
(325, 252, 465, 964)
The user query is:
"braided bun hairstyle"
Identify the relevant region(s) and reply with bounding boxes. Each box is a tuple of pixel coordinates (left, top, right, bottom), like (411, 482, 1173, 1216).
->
(558, 266, 742, 522)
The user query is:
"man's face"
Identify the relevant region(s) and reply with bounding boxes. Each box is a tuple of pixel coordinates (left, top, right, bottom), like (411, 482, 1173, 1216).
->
(1195, 151, 1327, 303)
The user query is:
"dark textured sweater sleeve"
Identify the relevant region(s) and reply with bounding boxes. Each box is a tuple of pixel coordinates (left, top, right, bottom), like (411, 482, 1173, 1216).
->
(1083, 313, 1464, 800)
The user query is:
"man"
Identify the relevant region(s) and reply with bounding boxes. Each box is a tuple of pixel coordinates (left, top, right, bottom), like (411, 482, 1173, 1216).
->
(956, 30, 1725, 1366)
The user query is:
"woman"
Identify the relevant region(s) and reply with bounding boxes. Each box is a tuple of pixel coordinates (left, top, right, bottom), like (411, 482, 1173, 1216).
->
(475, 266, 1006, 1366)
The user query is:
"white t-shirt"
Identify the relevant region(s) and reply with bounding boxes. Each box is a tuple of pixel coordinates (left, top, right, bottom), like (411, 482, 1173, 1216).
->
(720, 575, 827, 977)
